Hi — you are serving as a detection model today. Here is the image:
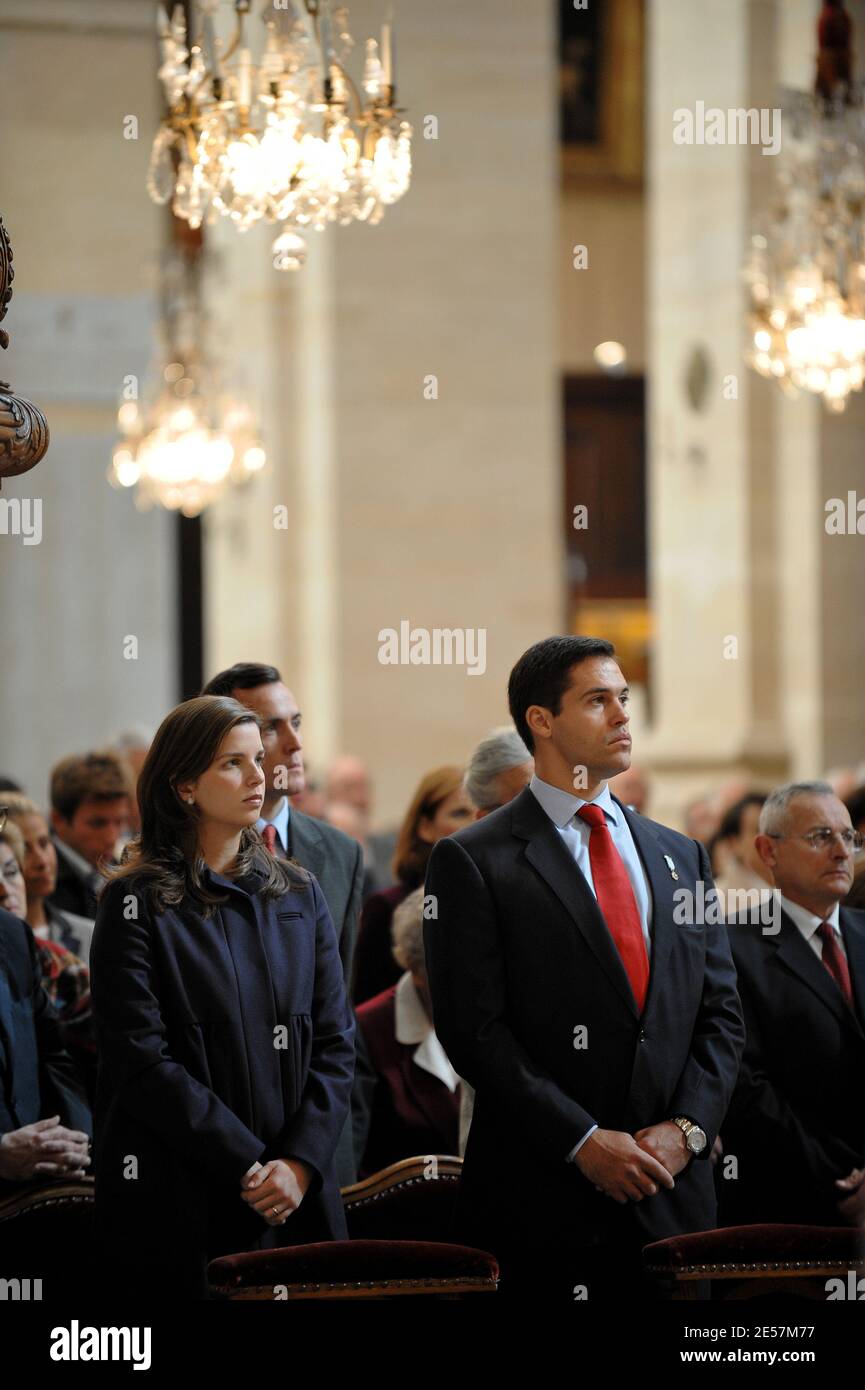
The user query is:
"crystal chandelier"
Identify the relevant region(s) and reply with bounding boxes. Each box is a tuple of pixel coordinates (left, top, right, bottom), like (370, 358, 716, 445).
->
(745, 1, 865, 413)
(148, 0, 412, 271)
(109, 245, 266, 517)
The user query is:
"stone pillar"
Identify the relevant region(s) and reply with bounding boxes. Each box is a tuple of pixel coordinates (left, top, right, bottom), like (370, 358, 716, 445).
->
(644, 0, 865, 826)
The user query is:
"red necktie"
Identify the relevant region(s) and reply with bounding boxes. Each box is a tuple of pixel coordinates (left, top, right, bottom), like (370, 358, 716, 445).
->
(817, 921, 854, 1008)
(261, 823, 278, 855)
(577, 803, 649, 1012)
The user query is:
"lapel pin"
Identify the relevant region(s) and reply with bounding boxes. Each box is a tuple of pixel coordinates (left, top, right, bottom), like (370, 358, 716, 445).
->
(663, 854, 680, 881)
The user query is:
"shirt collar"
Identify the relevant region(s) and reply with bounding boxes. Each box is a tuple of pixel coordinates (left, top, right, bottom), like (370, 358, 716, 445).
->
(256, 797, 290, 852)
(778, 892, 840, 942)
(529, 773, 619, 831)
(394, 973, 460, 1092)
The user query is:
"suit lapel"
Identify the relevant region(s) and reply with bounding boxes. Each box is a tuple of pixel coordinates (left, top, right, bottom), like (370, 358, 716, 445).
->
(285, 808, 326, 883)
(616, 801, 681, 1015)
(771, 910, 863, 1037)
(511, 788, 639, 1017)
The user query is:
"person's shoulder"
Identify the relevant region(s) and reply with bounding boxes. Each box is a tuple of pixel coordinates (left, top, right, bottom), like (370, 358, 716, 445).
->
(95, 872, 156, 921)
(841, 904, 865, 937)
(356, 983, 398, 1024)
(292, 808, 359, 862)
(618, 805, 701, 856)
(0, 905, 30, 949)
(442, 794, 528, 855)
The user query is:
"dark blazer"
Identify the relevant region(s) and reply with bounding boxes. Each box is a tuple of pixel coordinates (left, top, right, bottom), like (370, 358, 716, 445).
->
(286, 809, 363, 986)
(0, 907, 92, 1142)
(47, 836, 101, 922)
(721, 905, 865, 1226)
(285, 808, 364, 1185)
(356, 983, 460, 1176)
(90, 861, 355, 1299)
(352, 883, 413, 1006)
(424, 786, 745, 1281)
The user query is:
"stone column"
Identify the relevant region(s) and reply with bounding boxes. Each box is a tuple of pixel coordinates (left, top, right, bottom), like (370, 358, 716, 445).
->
(644, 0, 865, 826)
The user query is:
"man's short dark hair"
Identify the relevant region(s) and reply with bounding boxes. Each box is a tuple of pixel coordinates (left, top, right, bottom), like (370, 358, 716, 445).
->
(201, 663, 282, 698)
(717, 792, 769, 841)
(507, 636, 616, 754)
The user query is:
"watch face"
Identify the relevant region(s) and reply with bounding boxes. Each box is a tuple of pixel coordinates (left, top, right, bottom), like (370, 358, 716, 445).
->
(688, 1129, 707, 1155)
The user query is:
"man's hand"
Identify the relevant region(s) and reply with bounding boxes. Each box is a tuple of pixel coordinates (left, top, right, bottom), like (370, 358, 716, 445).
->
(634, 1122, 692, 1181)
(573, 1128, 675, 1203)
(835, 1167, 865, 1226)
(0, 1116, 91, 1182)
(240, 1158, 314, 1226)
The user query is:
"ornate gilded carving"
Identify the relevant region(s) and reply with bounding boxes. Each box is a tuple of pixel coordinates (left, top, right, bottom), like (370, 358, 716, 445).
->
(0, 213, 50, 487)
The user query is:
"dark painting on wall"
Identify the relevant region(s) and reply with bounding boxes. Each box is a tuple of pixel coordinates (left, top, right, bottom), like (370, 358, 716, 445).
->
(559, 0, 604, 145)
(558, 0, 644, 186)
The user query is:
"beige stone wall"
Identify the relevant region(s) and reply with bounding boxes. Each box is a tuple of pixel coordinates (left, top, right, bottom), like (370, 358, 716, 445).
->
(205, 0, 564, 826)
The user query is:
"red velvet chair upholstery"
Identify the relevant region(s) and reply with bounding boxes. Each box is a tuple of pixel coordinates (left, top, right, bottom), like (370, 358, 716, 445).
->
(341, 1154, 462, 1241)
(643, 1224, 864, 1300)
(207, 1238, 498, 1300)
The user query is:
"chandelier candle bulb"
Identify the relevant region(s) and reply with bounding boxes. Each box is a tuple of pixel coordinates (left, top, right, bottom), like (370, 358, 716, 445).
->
(381, 22, 394, 96)
(237, 48, 252, 109)
(201, 14, 218, 75)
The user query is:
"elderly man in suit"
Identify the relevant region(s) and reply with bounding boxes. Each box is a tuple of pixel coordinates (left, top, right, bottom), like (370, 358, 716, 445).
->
(0, 903, 91, 1185)
(424, 636, 745, 1299)
(201, 663, 365, 1185)
(721, 781, 865, 1227)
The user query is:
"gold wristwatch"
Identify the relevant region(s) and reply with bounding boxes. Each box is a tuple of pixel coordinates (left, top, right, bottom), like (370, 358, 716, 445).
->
(671, 1115, 707, 1156)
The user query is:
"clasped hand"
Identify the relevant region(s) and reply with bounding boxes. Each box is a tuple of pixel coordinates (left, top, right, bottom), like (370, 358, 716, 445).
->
(0, 1116, 90, 1182)
(240, 1157, 313, 1226)
(574, 1122, 690, 1204)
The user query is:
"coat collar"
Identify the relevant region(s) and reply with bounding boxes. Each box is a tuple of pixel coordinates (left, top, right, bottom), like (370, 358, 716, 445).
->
(394, 973, 460, 1092)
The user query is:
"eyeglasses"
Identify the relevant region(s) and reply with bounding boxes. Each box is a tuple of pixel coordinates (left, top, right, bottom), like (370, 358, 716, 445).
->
(767, 828, 864, 852)
(0, 807, 6, 834)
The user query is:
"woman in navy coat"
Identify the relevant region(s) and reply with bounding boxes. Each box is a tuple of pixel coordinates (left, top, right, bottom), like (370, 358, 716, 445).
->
(90, 695, 355, 1300)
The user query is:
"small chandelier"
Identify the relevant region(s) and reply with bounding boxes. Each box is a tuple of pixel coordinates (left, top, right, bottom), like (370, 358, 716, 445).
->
(109, 245, 266, 516)
(745, 1, 865, 413)
(148, 0, 412, 271)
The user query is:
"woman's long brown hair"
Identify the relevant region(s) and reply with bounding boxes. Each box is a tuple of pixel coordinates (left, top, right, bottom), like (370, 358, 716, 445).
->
(105, 695, 306, 914)
(392, 764, 465, 887)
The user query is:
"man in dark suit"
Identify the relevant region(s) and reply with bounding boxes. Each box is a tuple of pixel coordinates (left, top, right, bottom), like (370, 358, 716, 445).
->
(201, 663, 365, 1184)
(722, 781, 865, 1227)
(48, 753, 131, 921)
(0, 905, 91, 1184)
(424, 636, 745, 1299)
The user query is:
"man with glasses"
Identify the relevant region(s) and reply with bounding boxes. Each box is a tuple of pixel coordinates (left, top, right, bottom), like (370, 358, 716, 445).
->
(721, 781, 865, 1227)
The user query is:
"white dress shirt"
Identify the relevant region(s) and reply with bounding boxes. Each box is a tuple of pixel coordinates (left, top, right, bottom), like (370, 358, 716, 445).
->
(778, 894, 847, 962)
(529, 774, 654, 1163)
(394, 973, 460, 1092)
(256, 797, 291, 854)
